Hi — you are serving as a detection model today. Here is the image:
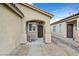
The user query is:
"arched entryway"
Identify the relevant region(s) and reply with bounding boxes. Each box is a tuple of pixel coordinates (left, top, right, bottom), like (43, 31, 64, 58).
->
(26, 20, 45, 43)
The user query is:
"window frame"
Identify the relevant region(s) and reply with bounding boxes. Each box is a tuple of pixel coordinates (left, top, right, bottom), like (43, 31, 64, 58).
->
(59, 24, 62, 32)
(28, 23, 37, 32)
(53, 26, 56, 32)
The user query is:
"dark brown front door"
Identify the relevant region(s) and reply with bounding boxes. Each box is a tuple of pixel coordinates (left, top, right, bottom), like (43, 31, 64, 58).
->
(38, 25, 43, 38)
(67, 24, 73, 38)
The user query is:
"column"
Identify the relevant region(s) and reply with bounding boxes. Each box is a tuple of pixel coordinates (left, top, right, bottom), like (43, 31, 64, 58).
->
(76, 18, 79, 42)
(44, 22, 51, 43)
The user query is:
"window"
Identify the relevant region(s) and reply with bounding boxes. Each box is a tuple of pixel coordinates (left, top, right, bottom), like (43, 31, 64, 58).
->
(32, 25, 36, 31)
(74, 23, 77, 30)
(59, 24, 62, 32)
(53, 26, 56, 32)
(28, 23, 36, 31)
(29, 24, 32, 31)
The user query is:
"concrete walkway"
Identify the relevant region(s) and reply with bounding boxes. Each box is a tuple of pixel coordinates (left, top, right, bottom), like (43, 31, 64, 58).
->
(10, 37, 79, 56)
(27, 38, 44, 56)
(27, 44, 42, 56)
(52, 36, 79, 51)
(27, 37, 79, 56)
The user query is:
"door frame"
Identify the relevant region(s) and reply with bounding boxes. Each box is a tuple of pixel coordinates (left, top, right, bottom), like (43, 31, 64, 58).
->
(67, 24, 73, 38)
(37, 24, 44, 38)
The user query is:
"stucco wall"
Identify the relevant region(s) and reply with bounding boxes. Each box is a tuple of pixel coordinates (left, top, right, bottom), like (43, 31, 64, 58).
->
(16, 4, 51, 43)
(76, 18, 79, 42)
(0, 4, 22, 55)
(51, 22, 67, 38)
(51, 18, 79, 43)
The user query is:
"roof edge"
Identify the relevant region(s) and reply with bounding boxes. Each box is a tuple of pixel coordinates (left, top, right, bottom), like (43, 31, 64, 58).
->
(51, 13, 79, 25)
(5, 3, 24, 18)
(20, 3, 54, 18)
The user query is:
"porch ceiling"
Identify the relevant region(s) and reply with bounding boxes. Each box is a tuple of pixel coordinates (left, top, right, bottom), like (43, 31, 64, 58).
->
(66, 20, 77, 24)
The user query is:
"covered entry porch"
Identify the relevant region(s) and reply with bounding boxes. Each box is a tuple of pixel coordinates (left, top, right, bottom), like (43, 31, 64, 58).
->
(66, 20, 77, 40)
(26, 20, 45, 43)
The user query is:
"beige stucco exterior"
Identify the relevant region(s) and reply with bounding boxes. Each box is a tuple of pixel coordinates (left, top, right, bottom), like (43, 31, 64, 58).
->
(51, 14, 79, 42)
(51, 22, 67, 37)
(0, 4, 23, 55)
(0, 4, 52, 55)
(76, 18, 79, 42)
(16, 4, 52, 43)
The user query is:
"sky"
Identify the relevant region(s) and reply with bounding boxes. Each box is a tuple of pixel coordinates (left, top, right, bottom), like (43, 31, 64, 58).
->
(33, 3, 79, 23)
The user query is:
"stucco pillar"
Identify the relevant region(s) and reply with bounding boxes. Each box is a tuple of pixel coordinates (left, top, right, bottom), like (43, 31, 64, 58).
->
(20, 17, 27, 44)
(44, 22, 51, 43)
(76, 18, 79, 42)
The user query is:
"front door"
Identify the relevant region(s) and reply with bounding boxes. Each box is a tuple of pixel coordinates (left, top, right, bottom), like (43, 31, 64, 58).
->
(38, 25, 43, 38)
(67, 24, 73, 38)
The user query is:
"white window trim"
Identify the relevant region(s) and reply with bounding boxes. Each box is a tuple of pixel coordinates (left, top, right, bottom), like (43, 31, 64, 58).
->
(28, 22, 37, 32)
